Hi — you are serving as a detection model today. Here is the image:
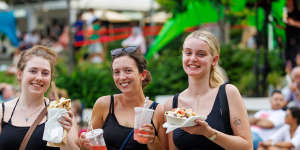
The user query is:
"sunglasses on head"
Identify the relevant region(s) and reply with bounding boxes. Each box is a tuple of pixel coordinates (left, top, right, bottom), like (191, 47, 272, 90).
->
(110, 46, 139, 57)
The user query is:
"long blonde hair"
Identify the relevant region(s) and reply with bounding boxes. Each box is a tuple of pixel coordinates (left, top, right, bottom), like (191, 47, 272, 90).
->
(184, 30, 224, 88)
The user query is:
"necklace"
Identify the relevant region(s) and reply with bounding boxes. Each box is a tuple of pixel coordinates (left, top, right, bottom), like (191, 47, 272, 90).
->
(19, 102, 45, 122)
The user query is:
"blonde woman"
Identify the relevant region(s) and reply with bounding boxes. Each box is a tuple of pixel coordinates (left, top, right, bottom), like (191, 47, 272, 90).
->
(164, 30, 253, 150)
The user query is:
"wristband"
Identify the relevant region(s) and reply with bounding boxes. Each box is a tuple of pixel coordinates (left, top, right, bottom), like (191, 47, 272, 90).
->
(208, 131, 218, 141)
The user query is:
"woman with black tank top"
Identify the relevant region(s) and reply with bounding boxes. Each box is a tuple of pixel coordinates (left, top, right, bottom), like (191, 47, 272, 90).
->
(0, 45, 79, 150)
(79, 46, 168, 150)
(163, 30, 253, 150)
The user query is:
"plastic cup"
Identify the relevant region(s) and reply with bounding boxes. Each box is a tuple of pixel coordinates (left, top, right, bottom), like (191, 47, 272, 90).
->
(86, 129, 107, 150)
(134, 107, 154, 143)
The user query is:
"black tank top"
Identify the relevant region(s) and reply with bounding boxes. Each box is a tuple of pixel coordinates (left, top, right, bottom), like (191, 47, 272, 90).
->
(0, 99, 59, 150)
(172, 84, 233, 150)
(103, 95, 158, 150)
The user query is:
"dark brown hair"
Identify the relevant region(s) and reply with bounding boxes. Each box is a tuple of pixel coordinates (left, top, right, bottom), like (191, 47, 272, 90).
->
(289, 107, 300, 125)
(111, 48, 151, 89)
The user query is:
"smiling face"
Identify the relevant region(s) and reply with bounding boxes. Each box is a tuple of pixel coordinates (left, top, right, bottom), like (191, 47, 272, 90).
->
(112, 56, 145, 93)
(182, 38, 218, 79)
(17, 56, 51, 96)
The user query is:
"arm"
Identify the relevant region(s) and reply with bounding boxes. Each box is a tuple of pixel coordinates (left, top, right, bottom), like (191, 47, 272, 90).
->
(148, 104, 168, 150)
(249, 117, 258, 125)
(255, 118, 275, 129)
(205, 84, 252, 150)
(249, 116, 275, 128)
(287, 18, 300, 28)
(274, 141, 294, 149)
(79, 96, 110, 149)
(61, 113, 80, 150)
(163, 96, 179, 150)
(91, 96, 110, 129)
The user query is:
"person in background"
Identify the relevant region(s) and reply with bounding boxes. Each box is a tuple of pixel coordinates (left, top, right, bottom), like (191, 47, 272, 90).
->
(71, 99, 85, 136)
(285, 0, 300, 67)
(164, 30, 252, 150)
(122, 26, 146, 54)
(250, 90, 286, 150)
(0, 83, 15, 102)
(257, 107, 300, 150)
(73, 12, 85, 51)
(88, 19, 104, 64)
(284, 67, 300, 108)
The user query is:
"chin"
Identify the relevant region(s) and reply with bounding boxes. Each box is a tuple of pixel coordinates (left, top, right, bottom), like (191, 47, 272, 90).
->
(28, 89, 45, 96)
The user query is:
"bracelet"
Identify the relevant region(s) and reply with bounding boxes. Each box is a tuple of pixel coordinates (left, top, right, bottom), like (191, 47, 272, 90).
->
(208, 131, 218, 141)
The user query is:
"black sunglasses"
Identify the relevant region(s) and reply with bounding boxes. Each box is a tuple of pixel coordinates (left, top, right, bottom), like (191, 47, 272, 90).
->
(110, 46, 138, 57)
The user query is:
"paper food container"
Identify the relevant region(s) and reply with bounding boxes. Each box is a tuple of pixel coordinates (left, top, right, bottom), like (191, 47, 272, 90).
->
(43, 97, 71, 147)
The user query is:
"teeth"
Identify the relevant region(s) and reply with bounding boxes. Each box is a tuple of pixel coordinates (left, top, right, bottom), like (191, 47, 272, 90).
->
(188, 65, 199, 68)
(120, 83, 129, 87)
(32, 83, 43, 87)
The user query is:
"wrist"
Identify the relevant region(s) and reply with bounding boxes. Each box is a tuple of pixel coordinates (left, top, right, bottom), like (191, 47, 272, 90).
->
(205, 128, 218, 141)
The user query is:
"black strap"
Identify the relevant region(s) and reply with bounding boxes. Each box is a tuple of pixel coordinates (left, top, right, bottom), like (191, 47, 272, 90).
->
(150, 102, 158, 136)
(1, 102, 4, 124)
(9, 98, 20, 123)
(109, 95, 114, 115)
(119, 101, 158, 150)
(219, 83, 233, 135)
(172, 93, 179, 108)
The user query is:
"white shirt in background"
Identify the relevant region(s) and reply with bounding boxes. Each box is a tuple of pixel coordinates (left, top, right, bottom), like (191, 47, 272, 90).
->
(251, 109, 286, 141)
(270, 125, 300, 150)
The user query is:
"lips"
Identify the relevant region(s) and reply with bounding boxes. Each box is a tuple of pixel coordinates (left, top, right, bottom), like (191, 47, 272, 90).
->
(187, 64, 200, 69)
(119, 82, 130, 88)
(31, 82, 44, 88)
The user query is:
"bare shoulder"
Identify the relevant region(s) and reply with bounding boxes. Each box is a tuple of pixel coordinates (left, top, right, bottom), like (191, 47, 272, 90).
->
(224, 84, 247, 114)
(91, 95, 111, 128)
(0, 98, 18, 121)
(163, 96, 175, 112)
(94, 95, 111, 107)
(153, 103, 165, 119)
(225, 84, 243, 103)
(225, 84, 240, 96)
(3, 98, 18, 109)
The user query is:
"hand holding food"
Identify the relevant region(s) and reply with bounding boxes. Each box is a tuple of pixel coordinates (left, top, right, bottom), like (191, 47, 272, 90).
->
(43, 97, 72, 147)
(165, 108, 197, 125)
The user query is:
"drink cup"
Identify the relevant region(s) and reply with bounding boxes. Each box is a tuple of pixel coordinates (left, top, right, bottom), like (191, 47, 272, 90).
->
(86, 129, 107, 150)
(134, 107, 154, 143)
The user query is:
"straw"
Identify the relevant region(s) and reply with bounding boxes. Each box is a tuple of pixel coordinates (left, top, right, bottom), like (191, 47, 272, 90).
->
(51, 81, 59, 102)
(88, 119, 95, 135)
(144, 96, 149, 108)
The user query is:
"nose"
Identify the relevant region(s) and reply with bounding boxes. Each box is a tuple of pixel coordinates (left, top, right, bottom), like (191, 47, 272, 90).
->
(36, 72, 43, 80)
(119, 71, 127, 80)
(191, 53, 197, 61)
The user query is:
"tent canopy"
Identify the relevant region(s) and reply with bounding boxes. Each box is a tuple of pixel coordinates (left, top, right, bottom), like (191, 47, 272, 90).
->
(0, 11, 19, 47)
(71, 0, 159, 11)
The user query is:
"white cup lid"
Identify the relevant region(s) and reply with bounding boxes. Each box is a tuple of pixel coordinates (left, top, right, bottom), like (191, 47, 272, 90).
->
(86, 129, 103, 139)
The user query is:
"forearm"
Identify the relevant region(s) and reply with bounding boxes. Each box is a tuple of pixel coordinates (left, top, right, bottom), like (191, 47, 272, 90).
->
(274, 141, 294, 148)
(256, 119, 274, 129)
(293, 20, 300, 28)
(249, 117, 257, 125)
(147, 136, 166, 150)
(204, 129, 252, 150)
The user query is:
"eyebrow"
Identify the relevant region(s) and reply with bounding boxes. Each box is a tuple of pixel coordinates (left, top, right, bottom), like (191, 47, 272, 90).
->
(183, 48, 207, 52)
(28, 67, 50, 71)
